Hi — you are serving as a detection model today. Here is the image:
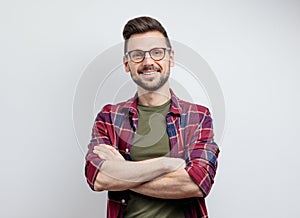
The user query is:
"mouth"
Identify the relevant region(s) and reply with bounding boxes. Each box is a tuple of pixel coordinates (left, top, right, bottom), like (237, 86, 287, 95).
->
(139, 70, 158, 75)
(138, 67, 161, 75)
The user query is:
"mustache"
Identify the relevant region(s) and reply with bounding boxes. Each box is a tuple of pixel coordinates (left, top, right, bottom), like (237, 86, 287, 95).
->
(138, 65, 161, 72)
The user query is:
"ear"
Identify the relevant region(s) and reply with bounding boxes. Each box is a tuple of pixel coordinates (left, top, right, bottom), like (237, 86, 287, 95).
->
(169, 50, 175, 67)
(123, 56, 130, 72)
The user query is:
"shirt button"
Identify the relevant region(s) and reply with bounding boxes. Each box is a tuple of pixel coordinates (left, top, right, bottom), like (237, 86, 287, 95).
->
(121, 199, 126, 204)
(125, 148, 129, 153)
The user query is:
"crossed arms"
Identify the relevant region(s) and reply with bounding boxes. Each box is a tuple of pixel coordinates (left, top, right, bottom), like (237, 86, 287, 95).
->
(92, 144, 204, 199)
(85, 105, 219, 200)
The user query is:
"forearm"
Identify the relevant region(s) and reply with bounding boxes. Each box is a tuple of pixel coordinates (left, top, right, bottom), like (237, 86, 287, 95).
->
(94, 157, 185, 191)
(131, 169, 204, 199)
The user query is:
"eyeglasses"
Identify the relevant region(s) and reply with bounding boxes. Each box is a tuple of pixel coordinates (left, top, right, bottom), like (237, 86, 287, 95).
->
(125, 47, 171, 63)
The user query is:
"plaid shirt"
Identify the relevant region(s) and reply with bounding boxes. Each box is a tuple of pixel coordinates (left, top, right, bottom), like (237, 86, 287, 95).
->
(85, 89, 219, 218)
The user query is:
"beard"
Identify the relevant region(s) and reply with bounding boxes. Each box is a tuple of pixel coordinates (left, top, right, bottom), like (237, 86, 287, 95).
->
(132, 74, 169, 91)
(131, 65, 170, 91)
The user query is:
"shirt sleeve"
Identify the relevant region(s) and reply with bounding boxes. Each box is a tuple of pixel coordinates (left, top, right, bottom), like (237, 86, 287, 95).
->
(85, 105, 114, 190)
(184, 108, 220, 197)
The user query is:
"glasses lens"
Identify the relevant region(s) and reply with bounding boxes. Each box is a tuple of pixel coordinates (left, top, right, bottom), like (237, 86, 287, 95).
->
(130, 50, 144, 62)
(150, 48, 165, 60)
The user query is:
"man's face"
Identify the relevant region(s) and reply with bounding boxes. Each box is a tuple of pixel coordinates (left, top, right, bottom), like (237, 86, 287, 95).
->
(123, 31, 174, 92)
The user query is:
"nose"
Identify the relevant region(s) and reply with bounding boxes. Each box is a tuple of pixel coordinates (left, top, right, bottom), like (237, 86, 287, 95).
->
(142, 52, 154, 65)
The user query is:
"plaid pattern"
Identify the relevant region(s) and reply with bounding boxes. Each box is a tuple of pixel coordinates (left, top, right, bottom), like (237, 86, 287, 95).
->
(85, 89, 219, 218)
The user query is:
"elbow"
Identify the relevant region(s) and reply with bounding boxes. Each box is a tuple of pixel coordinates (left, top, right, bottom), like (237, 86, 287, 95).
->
(93, 172, 109, 191)
(198, 179, 214, 198)
(197, 186, 207, 198)
(85, 161, 110, 192)
(93, 182, 106, 192)
(185, 164, 216, 198)
(194, 187, 205, 198)
(185, 184, 205, 198)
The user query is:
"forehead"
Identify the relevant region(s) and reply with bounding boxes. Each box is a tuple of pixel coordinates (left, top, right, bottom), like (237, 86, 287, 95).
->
(127, 31, 168, 51)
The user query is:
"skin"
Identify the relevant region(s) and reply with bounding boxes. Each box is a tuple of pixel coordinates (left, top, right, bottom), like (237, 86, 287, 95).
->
(93, 144, 203, 198)
(93, 31, 203, 199)
(93, 144, 186, 192)
(123, 31, 174, 106)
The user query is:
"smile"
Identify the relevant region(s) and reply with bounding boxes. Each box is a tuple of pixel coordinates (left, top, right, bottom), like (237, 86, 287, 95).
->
(142, 71, 157, 75)
(138, 69, 161, 75)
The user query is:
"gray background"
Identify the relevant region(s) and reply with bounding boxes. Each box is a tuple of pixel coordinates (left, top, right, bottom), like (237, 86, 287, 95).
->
(1, 0, 299, 217)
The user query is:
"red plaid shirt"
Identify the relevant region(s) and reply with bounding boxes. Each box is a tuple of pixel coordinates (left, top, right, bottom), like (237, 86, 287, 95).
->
(85, 89, 219, 218)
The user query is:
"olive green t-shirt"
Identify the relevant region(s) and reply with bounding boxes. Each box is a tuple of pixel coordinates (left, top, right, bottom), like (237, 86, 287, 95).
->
(124, 100, 185, 218)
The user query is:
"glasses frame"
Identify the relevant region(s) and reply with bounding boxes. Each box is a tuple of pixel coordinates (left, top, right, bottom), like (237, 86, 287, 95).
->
(125, 47, 172, 63)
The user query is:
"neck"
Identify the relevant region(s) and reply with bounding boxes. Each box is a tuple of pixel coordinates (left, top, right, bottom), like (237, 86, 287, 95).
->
(137, 83, 171, 106)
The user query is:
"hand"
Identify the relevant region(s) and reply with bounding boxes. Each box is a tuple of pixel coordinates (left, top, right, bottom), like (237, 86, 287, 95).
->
(93, 144, 125, 161)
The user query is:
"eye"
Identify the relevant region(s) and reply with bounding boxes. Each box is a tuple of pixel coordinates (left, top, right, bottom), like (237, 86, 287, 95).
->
(131, 51, 144, 59)
(151, 49, 164, 57)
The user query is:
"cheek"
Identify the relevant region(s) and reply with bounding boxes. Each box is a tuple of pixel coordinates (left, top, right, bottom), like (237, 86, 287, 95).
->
(127, 63, 140, 73)
(159, 61, 169, 70)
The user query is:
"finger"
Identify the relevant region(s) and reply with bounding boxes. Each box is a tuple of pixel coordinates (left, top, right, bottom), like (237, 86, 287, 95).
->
(94, 145, 106, 151)
(94, 147, 116, 160)
(93, 149, 101, 156)
(94, 144, 114, 152)
(102, 145, 121, 154)
(93, 144, 124, 160)
(93, 150, 105, 159)
(98, 153, 108, 159)
(93, 150, 110, 159)
(98, 145, 119, 157)
(111, 149, 124, 158)
(100, 144, 118, 151)
(93, 148, 111, 156)
(94, 145, 112, 154)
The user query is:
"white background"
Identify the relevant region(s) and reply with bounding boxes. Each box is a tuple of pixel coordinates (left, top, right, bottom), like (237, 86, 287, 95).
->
(1, 0, 299, 217)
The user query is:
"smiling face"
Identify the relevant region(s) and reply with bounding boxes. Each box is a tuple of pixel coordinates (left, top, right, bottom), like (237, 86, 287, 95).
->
(123, 31, 174, 92)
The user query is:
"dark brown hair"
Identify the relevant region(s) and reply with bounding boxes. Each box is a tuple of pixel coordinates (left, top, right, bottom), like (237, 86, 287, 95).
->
(122, 16, 171, 52)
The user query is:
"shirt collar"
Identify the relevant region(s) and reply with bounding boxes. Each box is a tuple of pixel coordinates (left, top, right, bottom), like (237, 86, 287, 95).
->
(169, 89, 182, 115)
(122, 89, 182, 117)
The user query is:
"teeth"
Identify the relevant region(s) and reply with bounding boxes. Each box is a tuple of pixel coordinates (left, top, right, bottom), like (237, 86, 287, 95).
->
(143, 71, 156, 75)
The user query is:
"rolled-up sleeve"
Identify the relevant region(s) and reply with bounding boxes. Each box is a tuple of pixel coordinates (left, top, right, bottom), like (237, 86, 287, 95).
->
(85, 105, 114, 190)
(184, 108, 220, 197)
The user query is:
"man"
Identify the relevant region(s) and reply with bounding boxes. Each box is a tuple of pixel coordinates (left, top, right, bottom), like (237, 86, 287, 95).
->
(85, 16, 219, 218)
